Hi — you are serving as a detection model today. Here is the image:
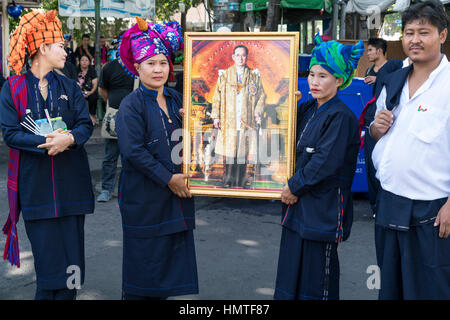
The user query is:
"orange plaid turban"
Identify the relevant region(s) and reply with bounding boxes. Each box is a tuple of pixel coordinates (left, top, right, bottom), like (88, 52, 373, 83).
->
(8, 10, 64, 75)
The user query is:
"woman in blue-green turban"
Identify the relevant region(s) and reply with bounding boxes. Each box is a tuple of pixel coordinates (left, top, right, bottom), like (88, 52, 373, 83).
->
(308, 33, 365, 103)
(274, 34, 364, 300)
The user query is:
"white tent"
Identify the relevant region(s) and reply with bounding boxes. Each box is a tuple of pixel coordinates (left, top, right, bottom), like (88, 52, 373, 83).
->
(346, 0, 450, 15)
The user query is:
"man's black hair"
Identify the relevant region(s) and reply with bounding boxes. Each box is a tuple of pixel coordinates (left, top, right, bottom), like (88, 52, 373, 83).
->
(368, 38, 388, 55)
(401, 0, 449, 33)
(82, 34, 90, 39)
(233, 45, 248, 56)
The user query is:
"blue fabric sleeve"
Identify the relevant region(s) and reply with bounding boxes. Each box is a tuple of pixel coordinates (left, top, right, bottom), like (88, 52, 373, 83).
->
(0, 81, 47, 155)
(288, 112, 355, 196)
(68, 80, 94, 148)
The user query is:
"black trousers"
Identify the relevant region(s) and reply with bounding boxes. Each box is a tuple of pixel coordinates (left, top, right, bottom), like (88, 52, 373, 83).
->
(363, 131, 381, 215)
(85, 92, 98, 115)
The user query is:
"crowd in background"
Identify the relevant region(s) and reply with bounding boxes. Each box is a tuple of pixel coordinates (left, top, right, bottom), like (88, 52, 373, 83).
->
(58, 33, 183, 126)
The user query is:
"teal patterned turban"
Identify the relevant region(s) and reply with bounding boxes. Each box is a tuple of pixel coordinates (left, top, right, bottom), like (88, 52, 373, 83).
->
(309, 33, 365, 90)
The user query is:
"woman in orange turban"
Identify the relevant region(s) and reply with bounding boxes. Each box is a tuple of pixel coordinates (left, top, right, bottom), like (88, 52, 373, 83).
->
(0, 10, 95, 300)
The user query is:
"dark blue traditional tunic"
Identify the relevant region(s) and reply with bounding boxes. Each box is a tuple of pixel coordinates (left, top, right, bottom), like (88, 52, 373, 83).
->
(274, 95, 360, 300)
(0, 70, 94, 296)
(116, 84, 198, 298)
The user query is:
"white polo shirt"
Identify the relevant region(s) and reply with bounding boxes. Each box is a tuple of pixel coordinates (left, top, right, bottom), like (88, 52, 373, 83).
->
(372, 55, 450, 200)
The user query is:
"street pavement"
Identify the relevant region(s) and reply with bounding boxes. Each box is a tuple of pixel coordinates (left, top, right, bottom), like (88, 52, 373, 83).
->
(0, 127, 379, 300)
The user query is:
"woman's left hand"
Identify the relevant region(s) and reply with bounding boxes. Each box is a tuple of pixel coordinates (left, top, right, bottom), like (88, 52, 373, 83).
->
(281, 185, 298, 205)
(38, 129, 75, 156)
(168, 174, 192, 198)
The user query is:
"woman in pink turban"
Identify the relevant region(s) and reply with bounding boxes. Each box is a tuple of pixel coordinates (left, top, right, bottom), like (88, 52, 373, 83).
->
(115, 18, 198, 300)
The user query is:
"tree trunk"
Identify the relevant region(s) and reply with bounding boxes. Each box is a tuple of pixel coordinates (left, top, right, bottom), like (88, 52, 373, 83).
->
(345, 12, 354, 39)
(204, 0, 214, 31)
(265, 0, 281, 31)
(181, 12, 187, 34)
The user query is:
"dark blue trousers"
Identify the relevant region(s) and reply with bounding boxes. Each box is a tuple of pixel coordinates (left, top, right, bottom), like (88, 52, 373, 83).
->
(122, 293, 166, 300)
(35, 288, 77, 300)
(375, 190, 450, 300)
(24, 215, 85, 300)
(274, 227, 340, 300)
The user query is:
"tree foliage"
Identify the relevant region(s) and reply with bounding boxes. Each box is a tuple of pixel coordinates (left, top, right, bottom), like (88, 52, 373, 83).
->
(8, 0, 208, 44)
(8, 0, 129, 45)
(155, 0, 205, 21)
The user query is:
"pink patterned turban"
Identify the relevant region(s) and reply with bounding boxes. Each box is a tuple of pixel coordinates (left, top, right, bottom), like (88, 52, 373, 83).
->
(119, 17, 183, 79)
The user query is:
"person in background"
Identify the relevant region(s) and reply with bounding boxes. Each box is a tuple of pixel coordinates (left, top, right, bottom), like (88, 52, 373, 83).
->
(75, 34, 95, 66)
(63, 33, 76, 66)
(171, 51, 184, 95)
(77, 54, 98, 125)
(0, 74, 5, 90)
(364, 38, 388, 85)
(58, 60, 78, 81)
(100, 35, 109, 66)
(96, 36, 135, 203)
(361, 38, 403, 218)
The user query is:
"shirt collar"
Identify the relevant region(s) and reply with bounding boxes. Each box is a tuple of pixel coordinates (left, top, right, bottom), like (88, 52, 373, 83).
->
(427, 54, 448, 82)
(139, 82, 158, 97)
(407, 54, 448, 100)
(402, 57, 411, 68)
(315, 94, 339, 115)
(139, 83, 171, 98)
(26, 69, 55, 84)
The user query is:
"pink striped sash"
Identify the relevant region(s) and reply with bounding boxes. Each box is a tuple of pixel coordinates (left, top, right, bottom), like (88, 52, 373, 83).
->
(3, 74, 27, 268)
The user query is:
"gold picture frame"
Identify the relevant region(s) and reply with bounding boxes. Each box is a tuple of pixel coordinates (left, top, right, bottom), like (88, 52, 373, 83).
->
(183, 32, 299, 199)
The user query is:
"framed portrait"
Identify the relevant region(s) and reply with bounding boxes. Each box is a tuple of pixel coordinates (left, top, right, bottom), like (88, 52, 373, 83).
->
(182, 32, 299, 199)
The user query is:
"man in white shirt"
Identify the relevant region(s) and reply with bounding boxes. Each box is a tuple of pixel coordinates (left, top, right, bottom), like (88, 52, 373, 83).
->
(370, 0, 450, 300)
